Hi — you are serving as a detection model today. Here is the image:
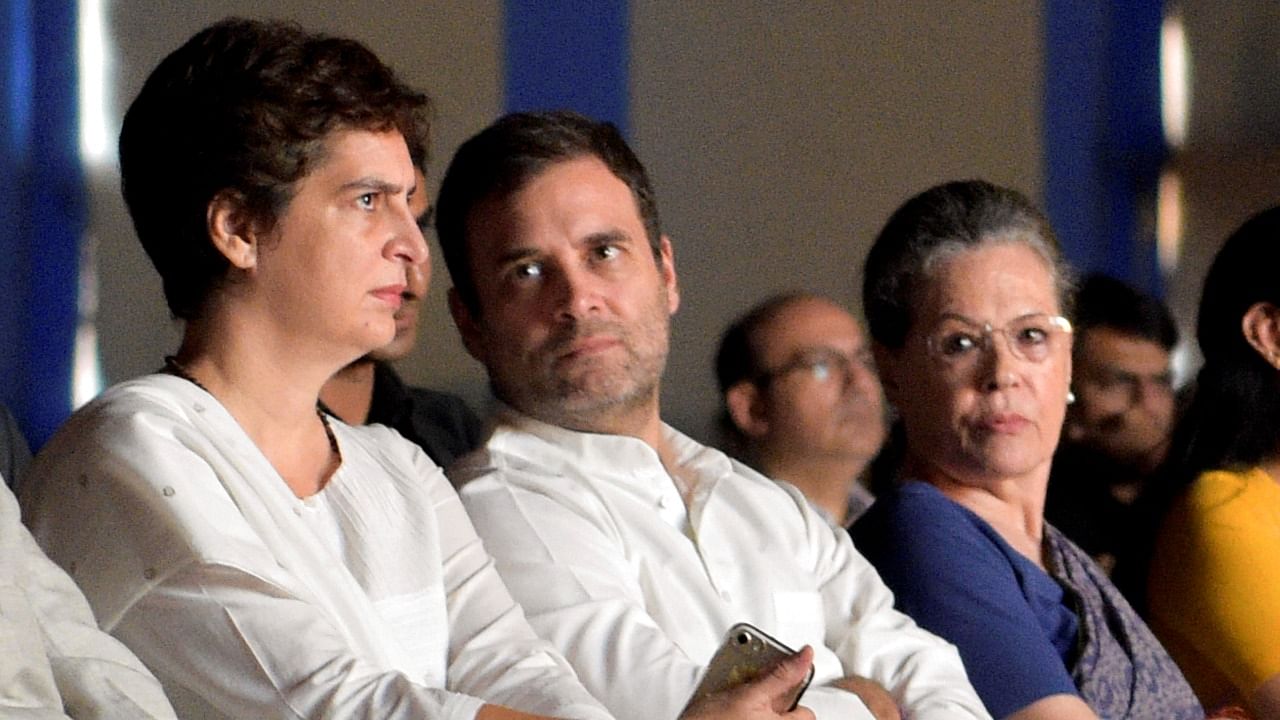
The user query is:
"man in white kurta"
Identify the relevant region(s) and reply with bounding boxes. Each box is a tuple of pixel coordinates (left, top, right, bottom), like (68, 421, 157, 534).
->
(1, 473, 176, 719)
(434, 110, 991, 720)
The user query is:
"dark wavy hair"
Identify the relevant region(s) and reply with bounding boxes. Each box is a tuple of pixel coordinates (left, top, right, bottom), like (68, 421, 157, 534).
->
(1073, 273, 1178, 351)
(119, 17, 430, 320)
(434, 110, 662, 316)
(1169, 206, 1280, 484)
(862, 180, 1073, 350)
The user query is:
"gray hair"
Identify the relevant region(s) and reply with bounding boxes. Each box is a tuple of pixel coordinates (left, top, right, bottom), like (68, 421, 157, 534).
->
(861, 180, 1074, 349)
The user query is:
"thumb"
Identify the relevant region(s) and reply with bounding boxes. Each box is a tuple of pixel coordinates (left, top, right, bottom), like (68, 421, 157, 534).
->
(760, 645, 814, 711)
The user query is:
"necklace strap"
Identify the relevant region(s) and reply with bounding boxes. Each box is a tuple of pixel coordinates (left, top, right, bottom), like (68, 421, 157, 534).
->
(161, 355, 343, 468)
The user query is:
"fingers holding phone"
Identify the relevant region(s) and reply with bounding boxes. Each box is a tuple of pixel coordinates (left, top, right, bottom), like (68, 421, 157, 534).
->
(681, 645, 816, 720)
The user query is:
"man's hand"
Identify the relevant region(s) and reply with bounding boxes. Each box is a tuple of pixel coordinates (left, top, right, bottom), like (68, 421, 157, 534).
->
(829, 674, 901, 720)
(681, 645, 817, 720)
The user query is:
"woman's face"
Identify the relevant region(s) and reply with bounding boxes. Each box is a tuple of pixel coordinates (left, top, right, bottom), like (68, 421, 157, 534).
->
(876, 241, 1073, 488)
(250, 129, 427, 362)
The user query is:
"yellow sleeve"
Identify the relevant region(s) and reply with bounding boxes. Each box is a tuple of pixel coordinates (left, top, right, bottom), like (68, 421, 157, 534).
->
(1150, 468, 1280, 701)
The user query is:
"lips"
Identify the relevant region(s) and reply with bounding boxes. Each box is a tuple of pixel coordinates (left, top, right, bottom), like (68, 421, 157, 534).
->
(980, 412, 1030, 434)
(372, 284, 406, 309)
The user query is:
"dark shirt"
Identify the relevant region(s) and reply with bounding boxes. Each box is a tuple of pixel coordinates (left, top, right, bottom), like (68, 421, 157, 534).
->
(1044, 442, 1146, 570)
(0, 402, 32, 490)
(365, 361, 485, 470)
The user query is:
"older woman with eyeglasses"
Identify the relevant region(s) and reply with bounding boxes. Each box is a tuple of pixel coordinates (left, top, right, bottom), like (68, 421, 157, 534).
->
(849, 181, 1203, 720)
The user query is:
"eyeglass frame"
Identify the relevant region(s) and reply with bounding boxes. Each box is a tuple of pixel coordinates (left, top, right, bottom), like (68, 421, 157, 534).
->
(922, 313, 1073, 368)
(752, 346, 876, 388)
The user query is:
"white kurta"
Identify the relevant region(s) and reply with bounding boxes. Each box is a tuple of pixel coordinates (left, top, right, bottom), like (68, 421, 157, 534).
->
(453, 409, 992, 720)
(20, 375, 610, 720)
(0, 476, 176, 720)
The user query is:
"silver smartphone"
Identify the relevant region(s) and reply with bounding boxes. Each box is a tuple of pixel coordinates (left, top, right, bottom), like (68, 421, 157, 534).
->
(683, 622, 814, 712)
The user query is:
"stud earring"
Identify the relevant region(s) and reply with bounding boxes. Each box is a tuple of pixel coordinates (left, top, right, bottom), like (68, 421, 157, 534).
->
(1066, 390, 1076, 405)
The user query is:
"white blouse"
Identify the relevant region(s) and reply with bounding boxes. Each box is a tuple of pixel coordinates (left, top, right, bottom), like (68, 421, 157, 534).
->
(21, 375, 609, 720)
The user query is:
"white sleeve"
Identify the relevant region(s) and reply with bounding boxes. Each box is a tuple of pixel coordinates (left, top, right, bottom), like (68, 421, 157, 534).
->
(117, 564, 488, 720)
(3, 484, 176, 720)
(423, 450, 613, 720)
(797, 495, 991, 720)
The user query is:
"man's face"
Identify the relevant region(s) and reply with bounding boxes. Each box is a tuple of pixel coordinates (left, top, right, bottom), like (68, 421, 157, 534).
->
(452, 155, 679, 430)
(372, 168, 431, 362)
(1067, 326, 1176, 469)
(749, 298, 886, 466)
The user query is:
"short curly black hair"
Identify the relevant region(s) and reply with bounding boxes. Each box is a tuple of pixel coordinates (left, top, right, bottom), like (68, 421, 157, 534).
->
(119, 17, 431, 320)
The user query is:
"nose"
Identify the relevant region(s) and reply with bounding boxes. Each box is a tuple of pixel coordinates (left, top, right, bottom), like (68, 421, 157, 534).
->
(388, 200, 429, 267)
(553, 262, 602, 320)
(980, 334, 1022, 391)
(1134, 377, 1174, 412)
(843, 354, 878, 393)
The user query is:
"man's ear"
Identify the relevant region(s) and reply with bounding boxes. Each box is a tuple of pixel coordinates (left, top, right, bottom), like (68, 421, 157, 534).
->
(657, 235, 680, 315)
(725, 381, 769, 439)
(871, 342, 904, 406)
(206, 190, 259, 270)
(448, 287, 486, 363)
(1242, 301, 1280, 370)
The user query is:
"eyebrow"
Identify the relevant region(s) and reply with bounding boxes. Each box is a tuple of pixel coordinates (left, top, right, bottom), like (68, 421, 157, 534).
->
(492, 246, 543, 269)
(338, 177, 405, 195)
(580, 229, 630, 247)
(935, 311, 1053, 325)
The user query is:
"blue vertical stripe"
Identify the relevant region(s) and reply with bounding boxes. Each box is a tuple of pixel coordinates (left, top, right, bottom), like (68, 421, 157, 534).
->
(503, 0, 630, 135)
(1, 1, 83, 448)
(1043, 0, 1165, 294)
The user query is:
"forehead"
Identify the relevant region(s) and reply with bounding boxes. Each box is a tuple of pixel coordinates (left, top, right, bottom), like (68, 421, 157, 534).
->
(1077, 326, 1171, 372)
(918, 242, 1060, 321)
(299, 128, 413, 186)
(466, 156, 643, 257)
(756, 298, 863, 360)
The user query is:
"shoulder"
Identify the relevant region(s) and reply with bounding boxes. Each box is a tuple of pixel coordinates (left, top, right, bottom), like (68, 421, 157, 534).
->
(1184, 466, 1274, 515)
(852, 481, 1016, 583)
(32, 376, 206, 471)
(853, 481, 983, 546)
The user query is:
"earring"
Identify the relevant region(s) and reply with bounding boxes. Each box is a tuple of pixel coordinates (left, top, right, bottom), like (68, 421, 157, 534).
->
(1066, 390, 1076, 405)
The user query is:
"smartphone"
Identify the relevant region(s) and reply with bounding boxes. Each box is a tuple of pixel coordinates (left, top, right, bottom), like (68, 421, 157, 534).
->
(683, 622, 814, 712)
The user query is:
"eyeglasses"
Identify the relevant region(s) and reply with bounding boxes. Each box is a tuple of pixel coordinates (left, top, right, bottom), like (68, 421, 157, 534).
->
(755, 347, 874, 387)
(925, 313, 1072, 368)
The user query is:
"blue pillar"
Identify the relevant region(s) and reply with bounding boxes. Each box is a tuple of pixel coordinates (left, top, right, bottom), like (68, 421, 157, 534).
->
(1044, 0, 1165, 294)
(0, 1, 84, 448)
(504, 0, 630, 135)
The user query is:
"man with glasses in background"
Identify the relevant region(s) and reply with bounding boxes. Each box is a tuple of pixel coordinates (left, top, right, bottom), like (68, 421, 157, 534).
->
(717, 293, 887, 526)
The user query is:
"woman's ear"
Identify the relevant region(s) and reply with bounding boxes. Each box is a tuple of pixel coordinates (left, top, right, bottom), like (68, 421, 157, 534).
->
(1242, 301, 1280, 370)
(725, 381, 768, 439)
(206, 190, 260, 270)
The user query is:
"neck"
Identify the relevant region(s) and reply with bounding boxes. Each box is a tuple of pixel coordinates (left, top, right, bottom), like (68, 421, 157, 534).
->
(173, 309, 352, 498)
(320, 359, 377, 425)
(908, 453, 1049, 566)
(761, 452, 867, 524)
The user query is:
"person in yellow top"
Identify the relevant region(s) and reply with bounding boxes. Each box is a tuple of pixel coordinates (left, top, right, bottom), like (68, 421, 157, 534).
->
(1148, 205, 1280, 719)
